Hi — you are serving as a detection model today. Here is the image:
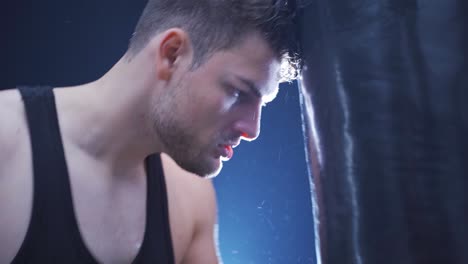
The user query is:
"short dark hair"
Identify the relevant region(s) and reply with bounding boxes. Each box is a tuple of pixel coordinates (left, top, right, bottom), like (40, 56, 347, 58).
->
(127, 0, 300, 81)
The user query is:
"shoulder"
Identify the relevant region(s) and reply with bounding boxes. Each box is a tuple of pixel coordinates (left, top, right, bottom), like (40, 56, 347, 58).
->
(0, 89, 27, 170)
(160, 153, 218, 220)
(160, 152, 217, 200)
(0, 89, 32, 263)
(160, 153, 220, 264)
(0, 88, 25, 129)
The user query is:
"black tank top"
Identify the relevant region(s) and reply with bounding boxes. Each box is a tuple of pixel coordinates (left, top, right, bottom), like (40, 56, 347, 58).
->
(12, 86, 175, 264)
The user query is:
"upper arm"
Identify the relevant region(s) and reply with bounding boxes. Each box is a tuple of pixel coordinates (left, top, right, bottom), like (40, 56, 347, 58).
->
(181, 180, 221, 264)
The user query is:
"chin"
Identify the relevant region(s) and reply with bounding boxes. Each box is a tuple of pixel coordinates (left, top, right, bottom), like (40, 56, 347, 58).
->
(176, 153, 223, 179)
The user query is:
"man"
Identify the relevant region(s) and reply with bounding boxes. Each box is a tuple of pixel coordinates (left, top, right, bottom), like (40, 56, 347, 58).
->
(0, 0, 299, 263)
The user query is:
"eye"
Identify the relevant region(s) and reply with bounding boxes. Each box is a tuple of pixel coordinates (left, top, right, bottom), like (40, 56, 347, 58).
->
(231, 88, 241, 98)
(227, 85, 244, 99)
(224, 82, 256, 105)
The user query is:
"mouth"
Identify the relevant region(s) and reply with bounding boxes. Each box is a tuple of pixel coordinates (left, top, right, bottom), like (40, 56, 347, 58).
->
(217, 144, 234, 160)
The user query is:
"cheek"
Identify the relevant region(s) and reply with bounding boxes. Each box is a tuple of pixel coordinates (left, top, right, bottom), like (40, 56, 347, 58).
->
(181, 77, 232, 132)
(191, 91, 228, 121)
(188, 100, 230, 143)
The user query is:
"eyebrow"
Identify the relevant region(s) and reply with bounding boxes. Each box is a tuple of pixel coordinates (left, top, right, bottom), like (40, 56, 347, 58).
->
(236, 76, 262, 99)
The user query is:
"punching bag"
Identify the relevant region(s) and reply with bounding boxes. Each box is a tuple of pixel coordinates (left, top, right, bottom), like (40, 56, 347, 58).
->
(298, 1, 468, 264)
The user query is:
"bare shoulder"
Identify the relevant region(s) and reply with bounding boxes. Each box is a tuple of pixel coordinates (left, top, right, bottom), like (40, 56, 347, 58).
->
(0, 87, 30, 195)
(160, 153, 217, 218)
(159, 153, 219, 264)
(160, 153, 217, 201)
(0, 89, 32, 263)
(0, 89, 26, 171)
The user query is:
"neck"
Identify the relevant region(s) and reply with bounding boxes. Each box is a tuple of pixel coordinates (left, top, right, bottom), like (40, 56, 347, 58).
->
(56, 51, 164, 172)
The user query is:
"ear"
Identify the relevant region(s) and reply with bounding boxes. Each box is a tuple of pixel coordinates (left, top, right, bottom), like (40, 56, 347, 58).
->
(156, 28, 192, 81)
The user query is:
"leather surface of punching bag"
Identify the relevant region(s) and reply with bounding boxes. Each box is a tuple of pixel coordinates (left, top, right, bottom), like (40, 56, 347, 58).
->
(297, 1, 468, 263)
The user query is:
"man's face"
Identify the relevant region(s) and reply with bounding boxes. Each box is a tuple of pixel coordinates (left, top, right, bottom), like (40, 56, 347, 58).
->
(152, 33, 280, 178)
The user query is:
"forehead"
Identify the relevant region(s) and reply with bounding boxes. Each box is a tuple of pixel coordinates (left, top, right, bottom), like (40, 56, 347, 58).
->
(200, 33, 281, 98)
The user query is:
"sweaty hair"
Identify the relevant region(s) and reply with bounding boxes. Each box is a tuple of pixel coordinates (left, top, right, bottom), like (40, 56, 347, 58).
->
(127, 0, 301, 81)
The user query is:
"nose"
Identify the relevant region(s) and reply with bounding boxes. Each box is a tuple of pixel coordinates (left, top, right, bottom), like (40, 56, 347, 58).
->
(234, 103, 262, 141)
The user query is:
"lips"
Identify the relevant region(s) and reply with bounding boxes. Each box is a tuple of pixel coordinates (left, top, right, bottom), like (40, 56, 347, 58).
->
(224, 145, 234, 159)
(218, 144, 234, 160)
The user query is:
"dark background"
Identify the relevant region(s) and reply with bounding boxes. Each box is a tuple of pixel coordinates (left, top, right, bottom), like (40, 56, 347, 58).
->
(1, 1, 315, 263)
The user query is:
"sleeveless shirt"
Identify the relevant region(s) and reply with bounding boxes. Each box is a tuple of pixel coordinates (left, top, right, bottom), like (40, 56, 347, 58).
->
(12, 86, 175, 264)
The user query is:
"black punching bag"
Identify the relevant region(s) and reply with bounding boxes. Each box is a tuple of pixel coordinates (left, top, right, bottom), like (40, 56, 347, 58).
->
(297, 1, 468, 263)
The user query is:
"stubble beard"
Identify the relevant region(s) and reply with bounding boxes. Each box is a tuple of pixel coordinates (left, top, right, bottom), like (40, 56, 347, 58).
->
(152, 99, 221, 178)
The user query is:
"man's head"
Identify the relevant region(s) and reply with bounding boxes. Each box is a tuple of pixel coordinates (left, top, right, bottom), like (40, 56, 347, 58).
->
(125, 0, 299, 177)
